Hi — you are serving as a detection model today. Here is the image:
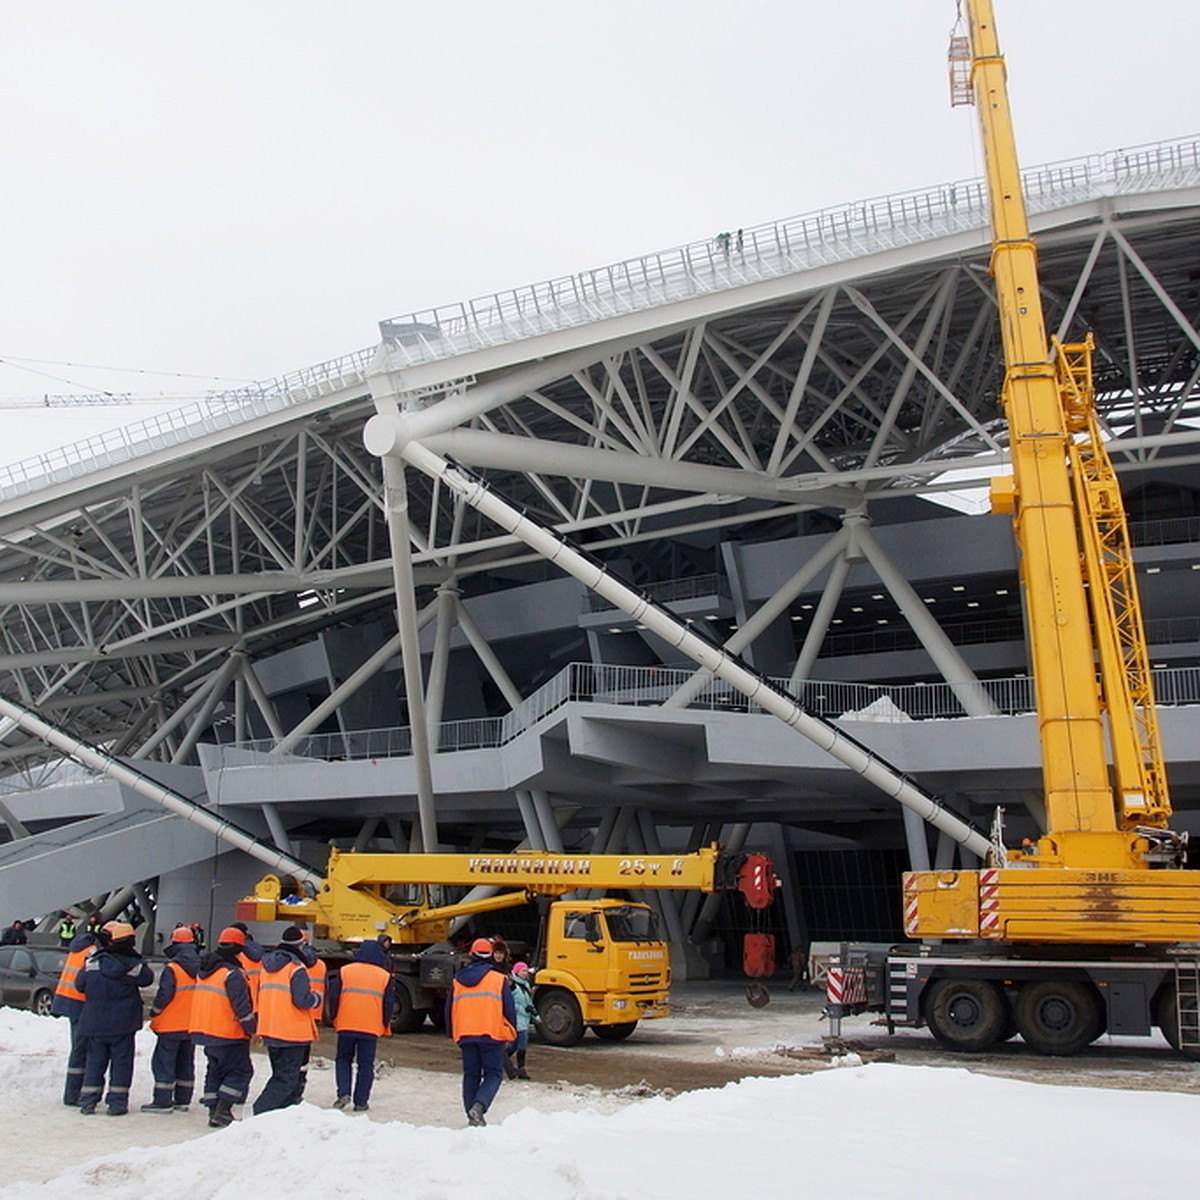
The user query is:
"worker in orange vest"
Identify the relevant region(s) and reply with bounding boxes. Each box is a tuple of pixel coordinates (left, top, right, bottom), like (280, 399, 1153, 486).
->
(446, 937, 517, 1127)
(329, 939, 395, 1112)
(251, 926, 322, 1115)
(293, 930, 326, 1105)
(141, 926, 201, 1113)
(50, 922, 106, 1106)
(189, 927, 257, 1128)
(225, 921, 264, 1009)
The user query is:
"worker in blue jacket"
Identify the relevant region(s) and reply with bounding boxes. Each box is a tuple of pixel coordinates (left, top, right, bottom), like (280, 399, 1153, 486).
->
(76, 921, 154, 1115)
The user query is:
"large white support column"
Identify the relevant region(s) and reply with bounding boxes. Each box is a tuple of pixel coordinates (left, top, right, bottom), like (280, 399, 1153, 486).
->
(381, 455, 439, 854)
(364, 421, 992, 860)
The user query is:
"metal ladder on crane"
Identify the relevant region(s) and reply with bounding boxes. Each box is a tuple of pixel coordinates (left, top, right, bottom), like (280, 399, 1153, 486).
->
(1173, 958, 1200, 1052)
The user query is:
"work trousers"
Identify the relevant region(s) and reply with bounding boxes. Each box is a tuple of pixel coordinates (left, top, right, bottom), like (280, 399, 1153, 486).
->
(78, 1032, 136, 1114)
(63, 1015, 87, 1104)
(199, 1041, 253, 1108)
(334, 1030, 378, 1107)
(459, 1039, 506, 1115)
(150, 1033, 196, 1107)
(253, 1043, 309, 1114)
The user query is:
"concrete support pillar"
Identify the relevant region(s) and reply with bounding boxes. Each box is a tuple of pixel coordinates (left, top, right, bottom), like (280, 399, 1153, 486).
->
(903, 806, 932, 871)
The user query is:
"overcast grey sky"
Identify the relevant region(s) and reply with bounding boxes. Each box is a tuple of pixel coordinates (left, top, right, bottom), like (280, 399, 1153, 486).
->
(1, 1, 1196, 461)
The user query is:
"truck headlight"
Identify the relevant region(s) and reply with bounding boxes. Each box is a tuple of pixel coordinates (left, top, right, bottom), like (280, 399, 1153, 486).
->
(612, 999, 627, 1010)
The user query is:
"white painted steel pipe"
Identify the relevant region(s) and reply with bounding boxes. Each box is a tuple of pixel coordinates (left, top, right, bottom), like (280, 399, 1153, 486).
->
(364, 421, 993, 860)
(0, 696, 323, 886)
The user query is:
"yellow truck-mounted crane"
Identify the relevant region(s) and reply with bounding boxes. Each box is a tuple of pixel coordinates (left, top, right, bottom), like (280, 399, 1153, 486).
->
(238, 845, 777, 1045)
(826, 0, 1200, 1056)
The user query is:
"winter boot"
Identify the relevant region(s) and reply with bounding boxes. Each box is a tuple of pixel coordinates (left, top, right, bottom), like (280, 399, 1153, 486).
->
(516, 1050, 530, 1080)
(208, 1098, 236, 1128)
(141, 1085, 176, 1114)
(467, 1102, 487, 1127)
(504, 1057, 518, 1080)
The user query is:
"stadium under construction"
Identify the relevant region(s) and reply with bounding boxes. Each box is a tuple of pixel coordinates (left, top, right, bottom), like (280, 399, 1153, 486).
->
(1, 137, 1199, 972)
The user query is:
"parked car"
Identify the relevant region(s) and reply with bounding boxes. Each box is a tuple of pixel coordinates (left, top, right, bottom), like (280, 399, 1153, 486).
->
(0, 944, 66, 1016)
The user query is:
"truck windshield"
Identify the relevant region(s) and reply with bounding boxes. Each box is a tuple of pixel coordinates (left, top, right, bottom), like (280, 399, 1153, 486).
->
(603, 905, 661, 944)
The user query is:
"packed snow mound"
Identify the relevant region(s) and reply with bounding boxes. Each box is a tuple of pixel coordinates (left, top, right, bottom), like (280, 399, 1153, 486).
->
(838, 695, 912, 722)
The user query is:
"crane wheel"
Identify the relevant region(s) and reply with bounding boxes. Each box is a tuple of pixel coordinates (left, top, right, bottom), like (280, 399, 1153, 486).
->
(1153, 983, 1200, 1059)
(1013, 980, 1104, 1056)
(390, 979, 427, 1034)
(535, 988, 584, 1046)
(924, 978, 1009, 1052)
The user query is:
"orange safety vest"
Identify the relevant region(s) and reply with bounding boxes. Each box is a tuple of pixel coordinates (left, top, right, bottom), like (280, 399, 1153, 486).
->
(333, 961, 389, 1037)
(54, 945, 93, 1005)
(450, 971, 516, 1044)
(150, 960, 197, 1035)
(258, 961, 319, 1042)
(238, 951, 262, 1010)
(189, 965, 249, 1041)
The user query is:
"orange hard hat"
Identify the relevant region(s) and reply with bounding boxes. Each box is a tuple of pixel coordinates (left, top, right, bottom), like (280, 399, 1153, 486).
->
(170, 927, 195, 944)
(218, 926, 247, 946)
(470, 937, 493, 957)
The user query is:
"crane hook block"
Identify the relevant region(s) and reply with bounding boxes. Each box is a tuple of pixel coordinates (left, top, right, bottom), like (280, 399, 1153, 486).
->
(743, 932, 777, 979)
(736, 854, 778, 909)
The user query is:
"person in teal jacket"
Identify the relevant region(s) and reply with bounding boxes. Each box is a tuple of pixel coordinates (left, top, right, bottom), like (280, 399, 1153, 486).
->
(504, 961, 539, 1080)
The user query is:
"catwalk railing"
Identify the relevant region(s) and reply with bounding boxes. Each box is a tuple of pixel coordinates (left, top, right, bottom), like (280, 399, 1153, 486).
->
(4, 137, 1197, 504)
(374, 137, 1200, 369)
(215, 660, 1200, 765)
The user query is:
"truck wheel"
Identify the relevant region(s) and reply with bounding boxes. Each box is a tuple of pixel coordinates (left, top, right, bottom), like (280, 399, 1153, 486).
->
(592, 1020, 638, 1042)
(391, 980, 427, 1034)
(924, 978, 1009, 1052)
(1153, 984, 1200, 1058)
(1014, 981, 1104, 1056)
(536, 988, 584, 1046)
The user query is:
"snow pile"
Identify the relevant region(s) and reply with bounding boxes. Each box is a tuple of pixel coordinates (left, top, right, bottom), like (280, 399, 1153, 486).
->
(3, 1006, 1199, 1199)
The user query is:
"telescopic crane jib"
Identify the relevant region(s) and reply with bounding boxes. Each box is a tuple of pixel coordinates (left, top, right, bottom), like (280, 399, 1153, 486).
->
(824, 1, 1200, 1059)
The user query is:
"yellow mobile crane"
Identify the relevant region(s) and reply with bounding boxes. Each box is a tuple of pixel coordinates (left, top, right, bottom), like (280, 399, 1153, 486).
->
(239, 845, 777, 1045)
(827, 0, 1200, 1056)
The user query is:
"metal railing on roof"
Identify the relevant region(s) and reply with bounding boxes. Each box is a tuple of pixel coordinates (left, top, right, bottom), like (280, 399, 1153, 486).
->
(212, 660, 1200, 766)
(3, 137, 1197, 506)
(375, 136, 1200, 370)
(0, 346, 377, 502)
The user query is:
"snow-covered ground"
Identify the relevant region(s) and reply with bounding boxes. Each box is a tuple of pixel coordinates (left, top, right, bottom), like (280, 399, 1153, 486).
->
(0, 994, 1196, 1200)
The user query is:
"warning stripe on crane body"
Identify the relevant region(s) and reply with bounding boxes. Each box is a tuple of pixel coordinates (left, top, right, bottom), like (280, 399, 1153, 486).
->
(903, 874, 919, 936)
(826, 964, 867, 1006)
(980, 868, 1000, 936)
(826, 965, 844, 1005)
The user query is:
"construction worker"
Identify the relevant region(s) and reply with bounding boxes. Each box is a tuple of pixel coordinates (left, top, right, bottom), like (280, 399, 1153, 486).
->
(190, 927, 256, 1128)
(76, 921, 153, 1115)
(50, 921, 107, 1106)
(56, 912, 77, 948)
(295, 928, 326, 1104)
(446, 936, 517, 1127)
(251, 926, 321, 1115)
(329, 939, 394, 1112)
(229, 921, 264, 1009)
(141, 926, 201, 1113)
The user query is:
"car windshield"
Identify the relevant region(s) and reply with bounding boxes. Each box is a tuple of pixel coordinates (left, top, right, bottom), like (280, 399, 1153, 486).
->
(603, 905, 661, 944)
